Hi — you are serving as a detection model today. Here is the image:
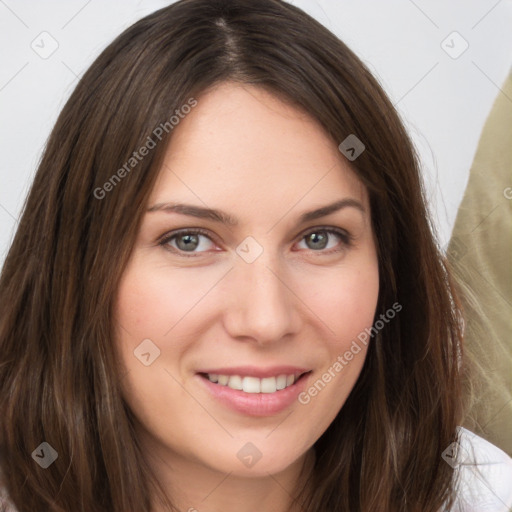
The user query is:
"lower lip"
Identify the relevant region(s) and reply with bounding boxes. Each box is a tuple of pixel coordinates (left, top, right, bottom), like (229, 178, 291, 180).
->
(197, 373, 311, 417)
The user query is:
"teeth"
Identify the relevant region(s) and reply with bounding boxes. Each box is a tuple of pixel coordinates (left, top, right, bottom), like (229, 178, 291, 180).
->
(207, 373, 298, 393)
(228, 375, 243, 390)
(260, 377, 277, 393)
(276, 375, 287, 390)
(243, 376, 260, 393)
(218, 374, 229, 385)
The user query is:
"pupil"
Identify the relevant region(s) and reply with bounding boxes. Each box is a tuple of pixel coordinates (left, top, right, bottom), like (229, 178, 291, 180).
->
(177, 234, 199, 251)
(307, 232, 327, 250)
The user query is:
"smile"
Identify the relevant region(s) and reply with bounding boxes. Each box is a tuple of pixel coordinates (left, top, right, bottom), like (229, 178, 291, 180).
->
(196, 367, 312, 416)
(203, 372, 302, 393)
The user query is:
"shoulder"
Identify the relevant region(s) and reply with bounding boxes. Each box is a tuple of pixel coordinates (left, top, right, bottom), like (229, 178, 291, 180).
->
(0, 481, 16, 512)
(448, 427, 512, 512)
(0, 494, 17, 512)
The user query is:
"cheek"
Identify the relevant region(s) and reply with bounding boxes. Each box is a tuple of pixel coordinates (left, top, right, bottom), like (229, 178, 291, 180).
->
(292, 255, 379, 420)
(114, 260, 212, 443)
(115, 257, 221, 339)
(297, 259, 380, 345)
(113, 258, 224, 403)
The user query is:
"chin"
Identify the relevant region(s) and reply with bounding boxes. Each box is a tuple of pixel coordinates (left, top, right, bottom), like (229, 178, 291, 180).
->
(204, 441, 309, 478)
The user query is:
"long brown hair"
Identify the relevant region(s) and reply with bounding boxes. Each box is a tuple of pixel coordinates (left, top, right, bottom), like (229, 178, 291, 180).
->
(0, 1, 465, 510)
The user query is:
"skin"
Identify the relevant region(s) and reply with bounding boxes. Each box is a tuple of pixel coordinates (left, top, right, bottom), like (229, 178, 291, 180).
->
(115, 82, 379, 512)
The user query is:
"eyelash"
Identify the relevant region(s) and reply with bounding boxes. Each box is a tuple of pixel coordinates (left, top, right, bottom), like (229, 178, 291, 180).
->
(158, 226, 353, 257)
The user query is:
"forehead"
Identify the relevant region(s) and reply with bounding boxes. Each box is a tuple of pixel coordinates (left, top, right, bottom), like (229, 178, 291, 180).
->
(149, 82, 368, 220)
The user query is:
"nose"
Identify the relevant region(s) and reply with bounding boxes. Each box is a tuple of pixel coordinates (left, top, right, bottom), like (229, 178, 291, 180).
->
(221, 254, 302, 345)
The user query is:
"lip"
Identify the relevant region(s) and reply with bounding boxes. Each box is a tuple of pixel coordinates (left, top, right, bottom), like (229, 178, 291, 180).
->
(196, 365, 310, 378)
(196, 367, 312, 417)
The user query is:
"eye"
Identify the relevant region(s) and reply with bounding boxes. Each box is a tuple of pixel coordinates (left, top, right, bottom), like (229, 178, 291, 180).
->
(158, 227, 352, 256)
(159, 229, 218, 254)
(296, 227, 352, 252)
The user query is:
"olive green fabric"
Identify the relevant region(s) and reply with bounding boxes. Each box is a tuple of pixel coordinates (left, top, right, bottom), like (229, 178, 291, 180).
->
(448, 70, 512, 456)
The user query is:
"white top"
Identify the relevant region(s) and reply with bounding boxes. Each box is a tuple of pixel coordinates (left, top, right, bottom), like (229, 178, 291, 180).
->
(1, 428, 511, 511)
(448, 427, 512, 511)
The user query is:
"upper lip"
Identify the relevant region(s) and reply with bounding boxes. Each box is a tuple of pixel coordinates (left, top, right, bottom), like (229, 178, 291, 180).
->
(196, 365, 311, 378)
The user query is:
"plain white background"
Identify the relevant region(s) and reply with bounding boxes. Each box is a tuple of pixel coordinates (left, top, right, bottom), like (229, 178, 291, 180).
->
(0, 0, 511, 269)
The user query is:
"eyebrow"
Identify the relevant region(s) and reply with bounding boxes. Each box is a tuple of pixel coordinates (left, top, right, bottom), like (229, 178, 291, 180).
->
(146, 198, 366, 226)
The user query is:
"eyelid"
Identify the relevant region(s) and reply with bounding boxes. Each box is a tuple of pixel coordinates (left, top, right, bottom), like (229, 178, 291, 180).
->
(158, 228, 221, 256)
(157, 225, 354, 256)
(295, 225, 354, 249)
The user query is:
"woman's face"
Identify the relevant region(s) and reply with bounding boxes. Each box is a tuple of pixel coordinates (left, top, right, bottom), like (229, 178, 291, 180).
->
(115, 82, 379, 478)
